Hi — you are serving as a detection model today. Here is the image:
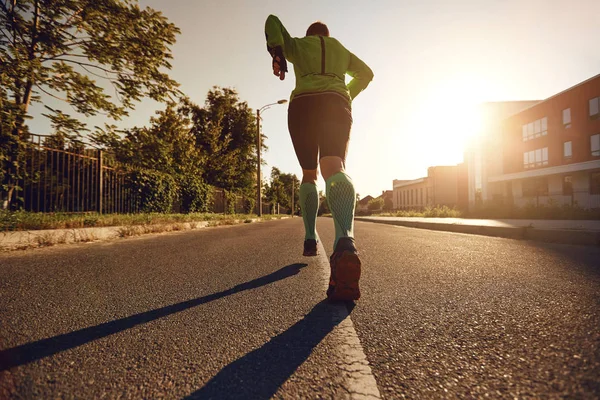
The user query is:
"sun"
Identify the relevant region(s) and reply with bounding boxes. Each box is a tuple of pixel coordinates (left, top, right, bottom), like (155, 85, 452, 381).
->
(411, 76, 486, 167)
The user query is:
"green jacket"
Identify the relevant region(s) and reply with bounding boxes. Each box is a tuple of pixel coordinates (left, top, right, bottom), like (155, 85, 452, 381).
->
(265, 15, 374, 104)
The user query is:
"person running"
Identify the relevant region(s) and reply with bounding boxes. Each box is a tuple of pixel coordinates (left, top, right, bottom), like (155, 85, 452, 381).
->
(264, 15, 373, 301)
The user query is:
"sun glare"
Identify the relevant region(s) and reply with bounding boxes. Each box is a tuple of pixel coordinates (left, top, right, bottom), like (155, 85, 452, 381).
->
(411, 76, 486, 167)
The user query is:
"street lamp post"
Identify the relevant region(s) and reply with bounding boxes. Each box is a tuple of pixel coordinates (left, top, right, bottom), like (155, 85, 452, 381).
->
(257, 99, 287, 216)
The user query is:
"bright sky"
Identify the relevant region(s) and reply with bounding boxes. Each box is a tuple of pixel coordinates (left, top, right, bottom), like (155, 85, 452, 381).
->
(27, 0, 600, 198)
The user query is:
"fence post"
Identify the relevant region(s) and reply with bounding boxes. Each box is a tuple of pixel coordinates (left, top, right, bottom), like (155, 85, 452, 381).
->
(97, 149, 103, 214)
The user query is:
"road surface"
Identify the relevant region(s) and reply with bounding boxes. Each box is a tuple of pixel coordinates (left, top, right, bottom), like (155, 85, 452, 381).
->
(1, 218, 598, 398)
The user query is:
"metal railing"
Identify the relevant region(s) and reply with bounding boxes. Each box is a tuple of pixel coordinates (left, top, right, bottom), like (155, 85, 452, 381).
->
(2, 134, 293, 215)
(514, 189, 600, 209)
(11, 134, 137, 213)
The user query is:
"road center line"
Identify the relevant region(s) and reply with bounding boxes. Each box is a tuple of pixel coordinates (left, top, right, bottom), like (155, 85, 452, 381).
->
(315, 240, 382, 399)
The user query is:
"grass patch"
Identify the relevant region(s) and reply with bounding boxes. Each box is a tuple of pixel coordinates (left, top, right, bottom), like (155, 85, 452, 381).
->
(0, 211, 283, 232)
(377, 206, 462, 218)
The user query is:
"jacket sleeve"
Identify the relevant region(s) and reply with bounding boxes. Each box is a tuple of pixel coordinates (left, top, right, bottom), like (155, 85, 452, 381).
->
(265, 14, 298, 63)
(346, 52, 374, 100)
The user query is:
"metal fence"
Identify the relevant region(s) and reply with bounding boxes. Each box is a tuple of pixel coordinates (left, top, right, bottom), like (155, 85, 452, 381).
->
(512, 189, 600, 210)
(9, 134, 138, 213)
(2, 134, 291, 215)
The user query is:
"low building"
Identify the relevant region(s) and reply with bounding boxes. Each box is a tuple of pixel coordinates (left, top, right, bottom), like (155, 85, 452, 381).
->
(393, 165, 467, 210)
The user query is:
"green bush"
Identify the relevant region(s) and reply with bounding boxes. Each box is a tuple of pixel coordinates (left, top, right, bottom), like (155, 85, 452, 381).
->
(224, 190, 238, 215)
(367, 197, 384, 211)
(422, 205, 462, 218)
(243, 197, 256, 215)
(126, 169, 178, 213)
(178, 175, 213, 213)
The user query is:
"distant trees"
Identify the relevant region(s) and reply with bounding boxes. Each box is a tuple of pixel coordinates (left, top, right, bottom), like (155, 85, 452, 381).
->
(264, 167, 299, 214)
(92, 87, 266, 213)
(368, 197, 384, 211)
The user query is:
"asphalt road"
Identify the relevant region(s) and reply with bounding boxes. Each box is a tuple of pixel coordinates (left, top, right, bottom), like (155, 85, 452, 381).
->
(318, 219, 600, 399)
(1, 217, 599, 399)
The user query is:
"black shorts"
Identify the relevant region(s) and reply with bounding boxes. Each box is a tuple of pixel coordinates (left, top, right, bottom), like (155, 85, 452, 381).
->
(287, 92, 353, 170)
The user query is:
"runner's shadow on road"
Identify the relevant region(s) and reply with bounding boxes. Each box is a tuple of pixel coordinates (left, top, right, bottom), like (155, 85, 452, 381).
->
(186, 300, 351, 400)
(0, 263, 308, 371)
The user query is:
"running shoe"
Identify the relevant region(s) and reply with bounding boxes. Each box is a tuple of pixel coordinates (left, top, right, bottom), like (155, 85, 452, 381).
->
(303, 239, 319, 256)
(327, 250, 361, 301)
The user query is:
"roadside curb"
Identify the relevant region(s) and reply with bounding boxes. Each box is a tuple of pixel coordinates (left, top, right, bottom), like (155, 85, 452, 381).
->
(354, 217, 600, 247)
(0, 216, 291, 252)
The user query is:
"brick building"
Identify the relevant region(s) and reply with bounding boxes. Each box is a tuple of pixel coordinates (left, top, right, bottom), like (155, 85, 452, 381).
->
(481, 74, 600, 209)
(393, 165, 468, 210)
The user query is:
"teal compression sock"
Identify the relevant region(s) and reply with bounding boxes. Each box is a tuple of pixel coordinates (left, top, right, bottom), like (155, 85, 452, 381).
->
(326, 172, 356, 251)
(299, 182, 319, 240)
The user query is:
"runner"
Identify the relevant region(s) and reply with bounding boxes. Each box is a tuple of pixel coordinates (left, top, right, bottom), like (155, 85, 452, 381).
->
(265, 15, 374, 301)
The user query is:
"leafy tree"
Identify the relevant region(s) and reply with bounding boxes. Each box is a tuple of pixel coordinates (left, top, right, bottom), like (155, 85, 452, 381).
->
(180, 88, 261, 197)
(1, 0, 180, 207)
(368, 197, 384, 212)
(264, 167, 299, 213)
(96, 104, 204, 178)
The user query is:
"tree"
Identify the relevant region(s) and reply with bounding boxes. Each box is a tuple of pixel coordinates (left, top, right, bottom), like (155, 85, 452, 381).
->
(264, 167, 299, 213)
(180, 88, 261, 196)
(368, 197, 384, 212)
(96, 104, 203, 178)
(1, 0, 180, 207)
(93, 103, 212, 213)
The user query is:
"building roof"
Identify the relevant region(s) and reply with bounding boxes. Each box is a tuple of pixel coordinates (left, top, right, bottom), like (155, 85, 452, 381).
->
(358, 195, 374, 205)
(500, 73, 600, 120)
(393, 177, 427, 189)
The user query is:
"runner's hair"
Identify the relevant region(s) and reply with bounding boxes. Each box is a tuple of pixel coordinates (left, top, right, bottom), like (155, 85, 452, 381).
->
(306, 21, 329, 37)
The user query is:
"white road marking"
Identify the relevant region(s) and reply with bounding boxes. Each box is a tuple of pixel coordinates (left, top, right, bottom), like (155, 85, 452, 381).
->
(316, 240, 382, 399)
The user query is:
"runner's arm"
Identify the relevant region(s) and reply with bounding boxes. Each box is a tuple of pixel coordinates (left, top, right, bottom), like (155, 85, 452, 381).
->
(346, 53, 374, 100)
(264, 14, 298, 62)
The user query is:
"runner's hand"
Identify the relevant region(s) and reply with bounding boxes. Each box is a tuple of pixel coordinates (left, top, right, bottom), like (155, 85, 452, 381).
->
(268, 46, 287, 81)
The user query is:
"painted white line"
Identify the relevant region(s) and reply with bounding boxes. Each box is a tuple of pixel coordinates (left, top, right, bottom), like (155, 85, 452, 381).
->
(316, 241, 382, 399)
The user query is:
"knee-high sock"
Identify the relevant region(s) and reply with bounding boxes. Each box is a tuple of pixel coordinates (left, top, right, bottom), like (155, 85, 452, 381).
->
(326, 172, 356, 251)
(299, 182, 319, 240)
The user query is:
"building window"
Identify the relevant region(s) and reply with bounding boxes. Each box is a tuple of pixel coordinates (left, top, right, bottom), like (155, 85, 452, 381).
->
(524, 147, 548, 168)
(562, 108, 571, 128)
(563, 176, 573, 196)
(522, 117, 547, 141)
(592, 134, 600, 157)
(541, 117, 547, 136)
(590, 97, 600, 119)
(564, 141, 572, 158)
(591, 172, 600, 195)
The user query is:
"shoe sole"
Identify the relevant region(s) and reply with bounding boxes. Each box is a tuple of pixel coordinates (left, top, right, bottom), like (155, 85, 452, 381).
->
(303, 250, 318, 256)
(328, 252, 361, 301)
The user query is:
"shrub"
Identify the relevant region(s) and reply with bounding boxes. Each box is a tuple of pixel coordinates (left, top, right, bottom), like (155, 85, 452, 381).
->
(367, 197, 384, 211)
(243, 197, 256, 215)
(224, 190, 238, 215)
(178, 175, 213, 213)
(126, 169, 178, 213)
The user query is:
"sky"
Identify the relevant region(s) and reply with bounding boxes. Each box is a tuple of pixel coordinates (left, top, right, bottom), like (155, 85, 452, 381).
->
(27, 0, 600, 198)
